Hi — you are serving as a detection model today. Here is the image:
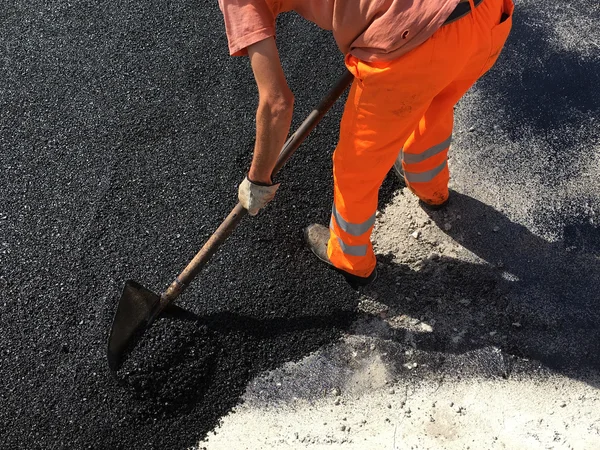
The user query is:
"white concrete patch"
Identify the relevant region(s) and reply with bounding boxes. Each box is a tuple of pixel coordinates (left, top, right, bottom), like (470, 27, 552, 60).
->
(200, 360, 600, 449)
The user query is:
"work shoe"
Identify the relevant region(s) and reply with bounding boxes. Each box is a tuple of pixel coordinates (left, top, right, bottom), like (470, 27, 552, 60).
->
(393, 160, 449, 211)
(304, 224, 377, 289)
(418, 197, 450, 212)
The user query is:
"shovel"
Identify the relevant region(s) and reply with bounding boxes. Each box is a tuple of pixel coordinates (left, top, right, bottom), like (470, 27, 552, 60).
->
(107, 70, 354, 372)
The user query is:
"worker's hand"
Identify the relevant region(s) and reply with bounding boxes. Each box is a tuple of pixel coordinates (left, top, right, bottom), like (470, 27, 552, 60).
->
(238, 176, 280, 216)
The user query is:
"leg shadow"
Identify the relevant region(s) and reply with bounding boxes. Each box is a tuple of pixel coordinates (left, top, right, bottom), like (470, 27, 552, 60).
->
(363, 192, 600, 386)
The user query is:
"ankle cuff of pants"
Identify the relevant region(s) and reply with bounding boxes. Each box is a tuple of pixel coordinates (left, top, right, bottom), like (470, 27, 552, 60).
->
(327, 235, 376, 278)
(406, 175, 450, 206)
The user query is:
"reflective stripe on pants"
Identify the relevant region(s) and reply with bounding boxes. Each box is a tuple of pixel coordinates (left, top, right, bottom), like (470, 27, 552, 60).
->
(328, 205, 374, 273)
(401, 134, 452, 205)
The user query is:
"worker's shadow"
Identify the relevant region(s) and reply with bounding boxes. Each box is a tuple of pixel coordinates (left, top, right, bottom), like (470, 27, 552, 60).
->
(363, 191, 600, 387)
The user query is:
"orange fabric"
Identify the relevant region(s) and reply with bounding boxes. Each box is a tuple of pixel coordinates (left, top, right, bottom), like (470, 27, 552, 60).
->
(218, 0, 461, 61)
(328, 0, 514, 277)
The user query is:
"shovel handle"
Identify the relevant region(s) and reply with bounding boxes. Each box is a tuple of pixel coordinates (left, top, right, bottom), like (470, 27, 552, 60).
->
(271, 70, 354, 178)
(158, 70, 354, 308)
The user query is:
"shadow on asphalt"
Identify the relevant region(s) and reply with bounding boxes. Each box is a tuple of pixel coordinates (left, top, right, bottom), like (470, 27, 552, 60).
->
(112, 303, 358, 445)
(364, 191, 600, 388)
(111, 191, 600, 447)
(475, 6, 600, 160)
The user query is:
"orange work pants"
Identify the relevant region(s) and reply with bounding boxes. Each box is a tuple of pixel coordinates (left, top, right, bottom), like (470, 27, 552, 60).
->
(328, 0, 514, 277)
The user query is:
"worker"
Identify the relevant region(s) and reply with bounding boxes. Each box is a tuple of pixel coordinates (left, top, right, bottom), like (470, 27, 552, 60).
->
(219, 0, 514, 288)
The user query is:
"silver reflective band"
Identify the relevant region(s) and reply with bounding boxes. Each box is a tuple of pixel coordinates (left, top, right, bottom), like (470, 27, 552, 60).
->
(401, 135, 452, 165)
(404, 160, 448, 183)
(337, 238, 367, 257)
(331, 205, 375, 236)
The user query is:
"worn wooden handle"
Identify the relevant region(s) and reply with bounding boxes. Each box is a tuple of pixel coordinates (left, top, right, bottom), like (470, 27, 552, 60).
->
(159, 70, 354, 306)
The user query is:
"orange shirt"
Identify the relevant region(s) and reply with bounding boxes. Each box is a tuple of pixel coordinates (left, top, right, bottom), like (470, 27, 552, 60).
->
(219, 0, 461, 62)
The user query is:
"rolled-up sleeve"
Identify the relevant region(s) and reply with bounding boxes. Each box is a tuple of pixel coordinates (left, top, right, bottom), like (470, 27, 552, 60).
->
(218, 0, 276, 56)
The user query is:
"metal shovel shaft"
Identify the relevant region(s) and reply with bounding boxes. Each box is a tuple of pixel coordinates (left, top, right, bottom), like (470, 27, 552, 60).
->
(154, 70, 355, 317)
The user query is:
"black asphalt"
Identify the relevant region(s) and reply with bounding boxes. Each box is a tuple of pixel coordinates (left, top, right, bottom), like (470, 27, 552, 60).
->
(1, 1, 599, 449)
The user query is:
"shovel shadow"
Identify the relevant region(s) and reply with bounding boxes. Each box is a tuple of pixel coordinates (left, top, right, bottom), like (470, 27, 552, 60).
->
(115, 304, 357, 426)
(164, 305, 356, 337)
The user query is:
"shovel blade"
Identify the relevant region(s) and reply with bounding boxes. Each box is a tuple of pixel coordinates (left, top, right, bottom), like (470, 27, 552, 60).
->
(107, 280, 161, 372)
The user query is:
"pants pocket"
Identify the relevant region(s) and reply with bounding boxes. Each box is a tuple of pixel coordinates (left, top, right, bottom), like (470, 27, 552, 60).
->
(479, 0, 514, 76)
(344, 54, 363, 83)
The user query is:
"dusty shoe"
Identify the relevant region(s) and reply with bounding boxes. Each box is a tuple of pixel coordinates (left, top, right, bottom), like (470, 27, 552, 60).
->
(419, 197, 450, 212)
(393, 160, 449, 211)
(303, 224, 377, 288)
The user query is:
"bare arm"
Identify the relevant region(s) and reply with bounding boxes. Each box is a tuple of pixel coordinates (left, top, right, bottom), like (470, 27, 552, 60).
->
(247, 37, 294, 184)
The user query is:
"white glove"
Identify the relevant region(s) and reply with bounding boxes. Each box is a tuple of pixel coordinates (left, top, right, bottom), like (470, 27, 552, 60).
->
(238, 176, 280, 216)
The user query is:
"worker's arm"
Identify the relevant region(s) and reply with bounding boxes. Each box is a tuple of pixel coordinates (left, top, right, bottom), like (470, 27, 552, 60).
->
(247, 36, 294, 183)
(238, 36, 294, 215)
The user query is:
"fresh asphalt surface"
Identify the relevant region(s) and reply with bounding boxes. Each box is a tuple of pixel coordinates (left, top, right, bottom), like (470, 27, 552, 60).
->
(1, 1, 599, 449)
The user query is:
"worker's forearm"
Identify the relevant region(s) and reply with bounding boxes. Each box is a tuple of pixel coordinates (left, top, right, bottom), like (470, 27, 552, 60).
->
(249, 97, 293, 184)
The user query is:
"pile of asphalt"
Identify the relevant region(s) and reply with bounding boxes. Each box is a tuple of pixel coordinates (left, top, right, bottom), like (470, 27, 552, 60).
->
(0, 2, 367, 448)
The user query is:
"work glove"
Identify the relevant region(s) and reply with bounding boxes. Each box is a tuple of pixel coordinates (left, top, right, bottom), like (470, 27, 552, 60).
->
(238, 176, 280, 216)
